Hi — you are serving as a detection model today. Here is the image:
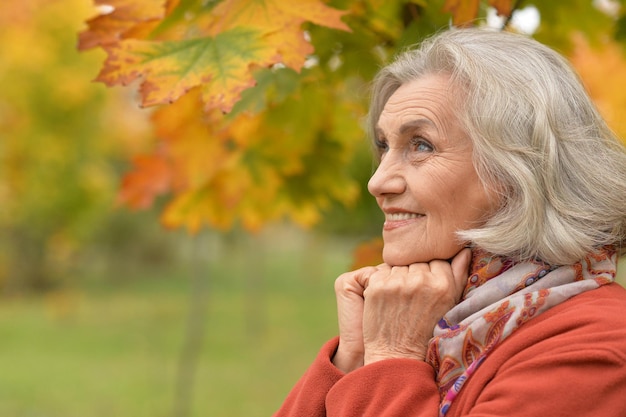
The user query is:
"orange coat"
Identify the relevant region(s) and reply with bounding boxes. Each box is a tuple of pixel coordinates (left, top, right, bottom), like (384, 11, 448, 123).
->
(274, 283, 626, 417)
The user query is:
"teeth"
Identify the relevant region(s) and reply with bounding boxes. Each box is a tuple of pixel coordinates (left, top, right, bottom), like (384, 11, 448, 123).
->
(386, 212, 421, 221)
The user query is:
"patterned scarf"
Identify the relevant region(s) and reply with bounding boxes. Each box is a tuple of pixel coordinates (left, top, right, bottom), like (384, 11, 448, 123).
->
(426, 246, 617, 417)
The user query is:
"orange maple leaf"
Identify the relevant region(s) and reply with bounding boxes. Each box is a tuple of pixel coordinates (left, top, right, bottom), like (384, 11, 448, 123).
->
(208, 0, 350, 34)
(90, 0, 350, 111)
(78, 0, 166, 50)
(95, 27, 280, 112)
(488, 0, 514, 18)
(118, 153, 172, 209)
(442, 0, 480, 27)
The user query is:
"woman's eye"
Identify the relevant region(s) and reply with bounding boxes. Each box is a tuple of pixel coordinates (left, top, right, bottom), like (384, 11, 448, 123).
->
(410, 137, 433, 153)
(374, 137, 389, 154)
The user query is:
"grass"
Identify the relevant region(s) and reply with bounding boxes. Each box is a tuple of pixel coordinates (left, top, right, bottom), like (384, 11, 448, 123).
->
(0, 226, 624, 417)
(0, 227, 350, 417)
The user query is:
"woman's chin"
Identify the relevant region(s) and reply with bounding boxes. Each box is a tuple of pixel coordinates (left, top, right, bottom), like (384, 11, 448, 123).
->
(382, 248, 427, 266)
(382, 244, 462, 266)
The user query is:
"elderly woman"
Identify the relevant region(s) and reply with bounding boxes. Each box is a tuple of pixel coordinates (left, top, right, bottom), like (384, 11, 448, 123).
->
(274, 28, 626, 417)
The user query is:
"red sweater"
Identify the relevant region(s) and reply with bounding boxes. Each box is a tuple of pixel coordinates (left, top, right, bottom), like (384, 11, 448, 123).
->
(274, 283, 626, 417)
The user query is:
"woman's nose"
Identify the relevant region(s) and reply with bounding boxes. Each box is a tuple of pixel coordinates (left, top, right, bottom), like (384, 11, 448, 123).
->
(367, 154, 406, 198)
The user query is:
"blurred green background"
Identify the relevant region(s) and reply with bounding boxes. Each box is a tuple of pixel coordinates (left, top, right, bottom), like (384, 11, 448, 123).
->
(0, 221, 359, 417)
(1, 1, 624, 417)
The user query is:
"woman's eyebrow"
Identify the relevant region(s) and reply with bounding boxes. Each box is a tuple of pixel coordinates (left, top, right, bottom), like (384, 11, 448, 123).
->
(375, 118, 435, 136)
(399, 118, 435, 135)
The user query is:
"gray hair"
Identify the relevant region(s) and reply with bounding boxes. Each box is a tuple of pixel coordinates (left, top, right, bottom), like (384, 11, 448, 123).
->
(368, 28, 626, 265)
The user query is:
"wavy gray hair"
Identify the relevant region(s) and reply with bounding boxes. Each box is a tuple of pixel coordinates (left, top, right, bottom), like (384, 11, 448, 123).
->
(368, 28, 626, 265)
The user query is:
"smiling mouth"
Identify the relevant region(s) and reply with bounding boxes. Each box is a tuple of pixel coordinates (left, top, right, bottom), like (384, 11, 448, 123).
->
(385, 212, 424, 221)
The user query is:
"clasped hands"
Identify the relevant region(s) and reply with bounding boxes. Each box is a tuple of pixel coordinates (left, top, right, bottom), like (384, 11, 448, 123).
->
(332, 248, 471, 374)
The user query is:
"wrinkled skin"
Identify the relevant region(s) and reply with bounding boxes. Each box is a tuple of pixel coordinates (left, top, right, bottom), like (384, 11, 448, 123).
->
(333, 75, 498, 373)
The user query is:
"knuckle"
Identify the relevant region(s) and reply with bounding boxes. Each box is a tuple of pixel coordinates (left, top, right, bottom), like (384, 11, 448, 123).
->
(334, 273, 351, 291)
(429, 276, 452, 292)
(426, 282, 452, 300)
(426, 279, 456, 304)
(334, 267, 375, 292)
(363, 278, 381, 294)
(366, 274, 402, 296)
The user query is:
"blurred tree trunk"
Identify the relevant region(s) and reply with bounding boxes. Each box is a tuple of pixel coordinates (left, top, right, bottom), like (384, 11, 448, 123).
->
(244, 233, 266, 341)
(171, 234, 210, 417)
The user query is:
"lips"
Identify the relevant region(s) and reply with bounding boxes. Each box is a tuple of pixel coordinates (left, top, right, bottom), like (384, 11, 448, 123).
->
(382, 210, 425, 231)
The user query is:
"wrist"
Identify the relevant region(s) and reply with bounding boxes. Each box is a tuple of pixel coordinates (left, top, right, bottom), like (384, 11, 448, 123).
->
(332, 345, 364, 373)
(364, 350, 425, 365)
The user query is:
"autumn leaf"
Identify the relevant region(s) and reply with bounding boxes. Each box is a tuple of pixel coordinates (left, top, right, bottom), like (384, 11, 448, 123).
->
(85, 0, 350, 112)
(96, 27, 281, 112)
(207, 0, 350, 35)
(118, 153, 171, 209)
(488, 0, 514, 18)
(442, 0, 480, 27)
(77, 0, 166, 50)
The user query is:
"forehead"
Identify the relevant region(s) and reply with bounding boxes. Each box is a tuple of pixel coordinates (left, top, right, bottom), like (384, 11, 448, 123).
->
(377, 74, 458, 132)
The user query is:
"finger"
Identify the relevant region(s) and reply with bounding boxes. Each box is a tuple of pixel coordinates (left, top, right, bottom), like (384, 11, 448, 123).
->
(407, 262, 431, 274)
(341, 266, 378, 295)
(450, 247, 472, 294)
(427, 259, 456, 293)
(361, 264, 392, 289)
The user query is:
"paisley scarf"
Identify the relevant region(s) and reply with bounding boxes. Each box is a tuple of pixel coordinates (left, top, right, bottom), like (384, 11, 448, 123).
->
(426, 246, 617, 416)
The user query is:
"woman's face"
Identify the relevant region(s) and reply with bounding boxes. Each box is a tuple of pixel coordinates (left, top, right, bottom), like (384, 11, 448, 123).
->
(368, 74, 498, 266)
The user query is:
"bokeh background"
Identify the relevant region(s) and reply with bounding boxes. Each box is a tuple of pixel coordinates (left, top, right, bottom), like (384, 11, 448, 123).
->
(1, 1, 625, 416)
